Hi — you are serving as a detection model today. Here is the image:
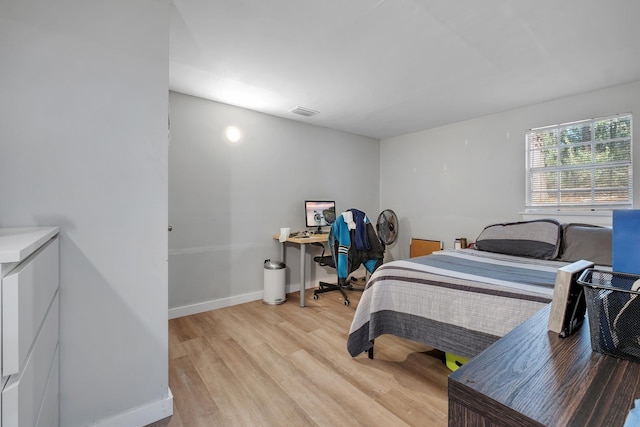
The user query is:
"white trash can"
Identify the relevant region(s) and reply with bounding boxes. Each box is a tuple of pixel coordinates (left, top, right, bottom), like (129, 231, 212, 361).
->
(263, 259, 286, 305)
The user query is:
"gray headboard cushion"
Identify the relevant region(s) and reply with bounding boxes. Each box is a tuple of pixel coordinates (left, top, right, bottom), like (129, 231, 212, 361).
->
(475, 219, 562, 260)
(559, 223, 612, 266)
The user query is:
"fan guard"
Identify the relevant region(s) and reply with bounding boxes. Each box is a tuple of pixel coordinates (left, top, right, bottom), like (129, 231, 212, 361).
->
(376, 209, 399, 245)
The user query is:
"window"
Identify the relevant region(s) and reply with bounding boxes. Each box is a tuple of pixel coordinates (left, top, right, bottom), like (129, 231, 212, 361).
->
(526, 114, 633, 210)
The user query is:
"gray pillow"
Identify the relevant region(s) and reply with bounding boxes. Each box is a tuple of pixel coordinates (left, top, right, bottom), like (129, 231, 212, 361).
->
(475, 219, 562, 260)
(559, 223, 612, 266)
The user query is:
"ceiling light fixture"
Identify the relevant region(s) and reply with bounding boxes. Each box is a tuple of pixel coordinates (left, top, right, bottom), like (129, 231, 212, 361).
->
(289, 106, 319, 117)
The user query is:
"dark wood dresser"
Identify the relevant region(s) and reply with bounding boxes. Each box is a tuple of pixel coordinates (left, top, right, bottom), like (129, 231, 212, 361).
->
(448, 304, 640, 426)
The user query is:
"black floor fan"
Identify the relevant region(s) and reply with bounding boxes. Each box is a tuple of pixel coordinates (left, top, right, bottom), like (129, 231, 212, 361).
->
(376, 209, 399, 248)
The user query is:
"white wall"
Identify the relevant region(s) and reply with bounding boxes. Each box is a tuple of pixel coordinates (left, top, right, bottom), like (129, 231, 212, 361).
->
(0, 2, 171, 426)
(381, 81, 640, 260)
(168, 92, 380, 315)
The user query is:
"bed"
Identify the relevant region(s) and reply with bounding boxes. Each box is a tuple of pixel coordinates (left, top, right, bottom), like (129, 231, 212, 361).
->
(347, 219, 613, 359)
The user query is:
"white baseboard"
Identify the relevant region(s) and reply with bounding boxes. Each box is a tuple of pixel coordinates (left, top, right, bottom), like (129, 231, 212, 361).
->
(169, 284, 304, 319)
(168, 269, 345, 320)
(169, 290, 263, 319)
(92, 388, 173, 426)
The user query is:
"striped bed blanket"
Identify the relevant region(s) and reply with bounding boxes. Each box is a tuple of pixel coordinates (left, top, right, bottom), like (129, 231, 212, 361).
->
(347, 249, 568, 359)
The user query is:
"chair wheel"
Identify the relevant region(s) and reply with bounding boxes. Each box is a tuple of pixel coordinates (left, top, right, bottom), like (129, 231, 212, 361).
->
(313, 294, 319, 300)
(344, 300, 350, 306)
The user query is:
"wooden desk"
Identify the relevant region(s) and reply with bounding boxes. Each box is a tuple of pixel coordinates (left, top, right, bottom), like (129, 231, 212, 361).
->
(273, 233, 328, 307)
(448, 304, 640, 426)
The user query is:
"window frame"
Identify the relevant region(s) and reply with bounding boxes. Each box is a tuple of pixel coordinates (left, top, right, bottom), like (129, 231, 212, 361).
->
(525, 113, 633, 212)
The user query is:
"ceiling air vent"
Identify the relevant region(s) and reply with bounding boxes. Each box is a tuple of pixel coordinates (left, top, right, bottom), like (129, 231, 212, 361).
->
(289, 106, 319, 117)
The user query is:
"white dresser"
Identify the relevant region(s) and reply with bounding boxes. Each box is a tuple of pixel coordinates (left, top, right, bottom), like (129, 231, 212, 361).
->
(0, 227, 59, 427)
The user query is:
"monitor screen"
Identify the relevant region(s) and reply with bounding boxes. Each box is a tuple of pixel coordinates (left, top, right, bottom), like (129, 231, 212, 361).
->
(305, 200, 336, 231)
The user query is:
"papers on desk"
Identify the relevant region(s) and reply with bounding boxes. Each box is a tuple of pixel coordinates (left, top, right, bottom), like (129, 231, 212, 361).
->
(625, 399, 640, 427)
(279, 227, 290, 243)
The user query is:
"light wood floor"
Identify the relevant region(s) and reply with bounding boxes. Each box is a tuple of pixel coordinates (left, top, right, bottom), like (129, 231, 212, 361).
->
(148, 288, 451, 427)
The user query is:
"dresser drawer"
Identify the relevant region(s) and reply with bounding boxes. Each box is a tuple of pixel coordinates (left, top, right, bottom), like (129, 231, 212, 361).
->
(2, 237, 59, 377)
(35, 346, 59, 427)
(2, 293, 59, 427)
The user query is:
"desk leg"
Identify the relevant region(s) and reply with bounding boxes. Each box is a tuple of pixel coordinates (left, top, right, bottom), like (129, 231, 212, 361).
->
(280, 242, 285, 265)
(299, 243, 306, 307)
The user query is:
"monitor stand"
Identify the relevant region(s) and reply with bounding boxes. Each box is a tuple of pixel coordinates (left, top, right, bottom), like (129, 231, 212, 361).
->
(314, 226, 327, 234)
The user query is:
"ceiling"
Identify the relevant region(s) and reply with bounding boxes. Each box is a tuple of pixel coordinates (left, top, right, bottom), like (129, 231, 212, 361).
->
(169, 0, 640, 140)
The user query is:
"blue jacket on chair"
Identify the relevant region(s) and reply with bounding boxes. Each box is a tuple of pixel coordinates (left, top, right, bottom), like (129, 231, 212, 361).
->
(328, 211, 384, 284)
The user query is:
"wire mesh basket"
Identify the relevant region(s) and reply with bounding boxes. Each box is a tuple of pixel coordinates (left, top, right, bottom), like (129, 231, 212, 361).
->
(577, 268, 640, 363)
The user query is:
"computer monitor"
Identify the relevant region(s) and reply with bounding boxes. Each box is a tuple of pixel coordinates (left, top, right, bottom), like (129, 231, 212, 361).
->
(304, 200, 336, 233)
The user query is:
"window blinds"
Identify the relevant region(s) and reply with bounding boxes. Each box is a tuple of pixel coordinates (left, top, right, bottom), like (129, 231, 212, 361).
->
(526, 114, 633, 209)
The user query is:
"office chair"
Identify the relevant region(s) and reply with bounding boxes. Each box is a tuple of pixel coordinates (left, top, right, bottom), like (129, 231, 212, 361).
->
(312, 209, 384, 306)
(312, 242, 366, 304)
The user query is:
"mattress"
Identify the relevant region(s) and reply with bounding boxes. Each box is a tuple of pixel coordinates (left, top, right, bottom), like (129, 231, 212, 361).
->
(347, 249, 567, 359)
